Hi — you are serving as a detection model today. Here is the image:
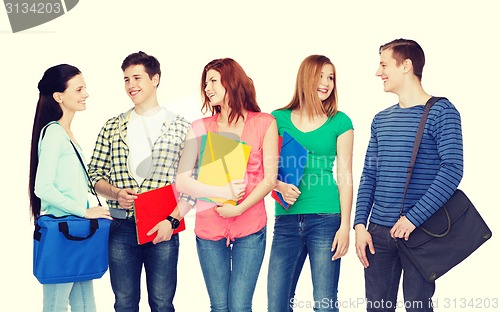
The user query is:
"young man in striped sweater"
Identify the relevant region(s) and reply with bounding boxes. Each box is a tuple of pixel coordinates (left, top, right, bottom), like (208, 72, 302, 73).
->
(354, 39, 463, 311)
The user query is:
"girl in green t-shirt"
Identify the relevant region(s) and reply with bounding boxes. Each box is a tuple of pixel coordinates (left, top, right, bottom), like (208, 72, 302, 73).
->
(267, 55, 354, 312)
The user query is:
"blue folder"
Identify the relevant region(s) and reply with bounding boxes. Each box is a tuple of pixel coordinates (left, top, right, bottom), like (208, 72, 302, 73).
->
(272, 131, 308, 209)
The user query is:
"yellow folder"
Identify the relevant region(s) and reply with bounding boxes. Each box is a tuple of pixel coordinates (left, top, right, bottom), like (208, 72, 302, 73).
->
(198, 132, 251, 205)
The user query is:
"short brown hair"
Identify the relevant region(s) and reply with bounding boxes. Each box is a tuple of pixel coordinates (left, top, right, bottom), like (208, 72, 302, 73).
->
(380, 39, 425, 80)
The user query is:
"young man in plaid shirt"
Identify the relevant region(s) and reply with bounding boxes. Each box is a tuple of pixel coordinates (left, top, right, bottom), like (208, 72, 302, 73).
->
(88, 51, 192, 312)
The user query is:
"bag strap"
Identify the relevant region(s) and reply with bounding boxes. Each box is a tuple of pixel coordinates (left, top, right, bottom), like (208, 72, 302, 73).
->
(399, 96, 446, 216)
(69, 140, 102, 206)
(40, 123, 102, 206)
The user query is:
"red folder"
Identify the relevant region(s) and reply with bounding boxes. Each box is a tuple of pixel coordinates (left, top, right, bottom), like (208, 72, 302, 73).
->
(134, 184, 186, 245)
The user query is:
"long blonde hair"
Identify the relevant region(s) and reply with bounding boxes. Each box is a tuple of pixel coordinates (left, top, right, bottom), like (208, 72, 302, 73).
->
(282, 55, 337, 118)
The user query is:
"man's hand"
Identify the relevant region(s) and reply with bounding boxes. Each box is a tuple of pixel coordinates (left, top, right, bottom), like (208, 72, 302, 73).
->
(147, 220, 174, 244)
(390, 216, 416, 240)
(116, 188, 138, 209)
(355, 224, 375, 268)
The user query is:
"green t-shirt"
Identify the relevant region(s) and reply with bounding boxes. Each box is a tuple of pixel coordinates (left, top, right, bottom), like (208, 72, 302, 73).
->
(272, 109, 353, 216)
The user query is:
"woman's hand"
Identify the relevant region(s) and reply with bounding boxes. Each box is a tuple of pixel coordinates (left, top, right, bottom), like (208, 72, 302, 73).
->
(215, 202, 244, 218)
(223, 180, 246, 202)
(84, 205, 112, 220)
(276, 181, 301, 205)
(331, 225, 350, 260)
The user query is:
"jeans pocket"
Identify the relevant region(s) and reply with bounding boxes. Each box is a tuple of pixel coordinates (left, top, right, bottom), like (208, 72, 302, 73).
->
(168, 233, 180, 247)
(110, 219, 122, 232)
(367, 222, 378, 233)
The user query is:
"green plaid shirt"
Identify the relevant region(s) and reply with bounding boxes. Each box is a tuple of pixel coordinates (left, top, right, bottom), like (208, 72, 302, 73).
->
(88, 107, 193, 209)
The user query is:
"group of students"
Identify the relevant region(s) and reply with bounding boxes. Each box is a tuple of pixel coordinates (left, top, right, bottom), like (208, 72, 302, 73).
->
(28, 37, 463, 312)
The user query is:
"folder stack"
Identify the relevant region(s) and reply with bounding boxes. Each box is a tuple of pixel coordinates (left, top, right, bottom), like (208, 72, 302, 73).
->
(197, 132, 251, 205)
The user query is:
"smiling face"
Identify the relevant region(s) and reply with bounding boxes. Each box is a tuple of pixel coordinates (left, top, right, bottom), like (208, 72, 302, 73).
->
(376, 48, 405, 94)
(317, 63, 334, 101)
(123, 64, 159, 106)
(204, 69, 227, 107)
(55, 74, 88, 113)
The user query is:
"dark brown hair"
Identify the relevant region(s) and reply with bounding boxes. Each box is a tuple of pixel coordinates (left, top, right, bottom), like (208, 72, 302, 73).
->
(29, 64, 81, 220)
(121, 51, 161, 86)
(379, 38, 425, 80)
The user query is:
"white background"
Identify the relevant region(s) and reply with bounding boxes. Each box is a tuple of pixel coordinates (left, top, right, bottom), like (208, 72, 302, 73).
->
(1, 1, 499, 311)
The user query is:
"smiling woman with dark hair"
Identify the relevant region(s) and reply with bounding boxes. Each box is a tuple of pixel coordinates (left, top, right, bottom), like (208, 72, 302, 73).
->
(29, 64, 111, 312)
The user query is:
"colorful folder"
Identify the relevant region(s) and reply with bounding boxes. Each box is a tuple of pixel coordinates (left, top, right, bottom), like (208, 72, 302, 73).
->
(134, 184, 186, 245)
(197, 132, 251, 205)
(272, 131, 308, 209)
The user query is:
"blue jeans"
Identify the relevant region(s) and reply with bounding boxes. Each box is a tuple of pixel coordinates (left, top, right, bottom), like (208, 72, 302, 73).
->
(108, 219, 179, 312)
(267, 214, 341, 312)
(196, 227, 266, 312)
(43, 281, 96, 312)
(364, 223, 435, 312)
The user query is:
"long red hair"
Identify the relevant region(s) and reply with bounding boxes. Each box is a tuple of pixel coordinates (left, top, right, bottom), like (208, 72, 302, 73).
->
(201, 58, 260, 124)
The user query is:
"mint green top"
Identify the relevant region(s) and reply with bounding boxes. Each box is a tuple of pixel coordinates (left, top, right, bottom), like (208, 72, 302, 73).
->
(35, 122, 89, 217)
(271, 109, 353, 216)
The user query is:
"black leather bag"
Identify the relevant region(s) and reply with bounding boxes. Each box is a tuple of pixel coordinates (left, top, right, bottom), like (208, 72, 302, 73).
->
(399, 189, 491, 282)
(398, 97, 492, 282)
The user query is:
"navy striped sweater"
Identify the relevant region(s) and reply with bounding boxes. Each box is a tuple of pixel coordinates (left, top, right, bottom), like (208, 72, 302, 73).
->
(354, 98, 463, 228)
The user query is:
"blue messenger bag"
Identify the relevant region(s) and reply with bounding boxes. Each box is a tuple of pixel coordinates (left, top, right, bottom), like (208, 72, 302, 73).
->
(33, 126, 111, 284)
(33, 214, 111, 284)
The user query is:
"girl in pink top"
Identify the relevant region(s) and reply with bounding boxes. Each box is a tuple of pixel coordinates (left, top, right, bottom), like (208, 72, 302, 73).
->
(176, 58, 278, 311)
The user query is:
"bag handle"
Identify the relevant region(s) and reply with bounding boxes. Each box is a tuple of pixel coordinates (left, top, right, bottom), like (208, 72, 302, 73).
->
(58, 218, 100, 241)
(400, 97, 448, 225)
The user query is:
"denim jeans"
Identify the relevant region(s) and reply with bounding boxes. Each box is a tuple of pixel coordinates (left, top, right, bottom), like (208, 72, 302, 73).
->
(364, 223, 435, 312)
(108, 219, 179, 312)
(43, 281, 96, 312)
(196, 227, 266, 312)
(267, 214, 341, 312)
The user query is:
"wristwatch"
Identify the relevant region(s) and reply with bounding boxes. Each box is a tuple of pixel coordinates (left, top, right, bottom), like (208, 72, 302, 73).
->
(166, 216, 180, 230)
